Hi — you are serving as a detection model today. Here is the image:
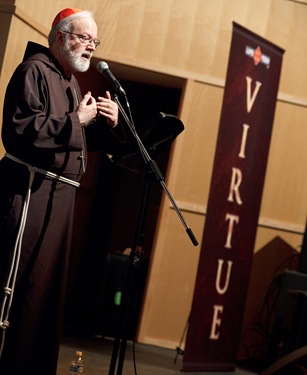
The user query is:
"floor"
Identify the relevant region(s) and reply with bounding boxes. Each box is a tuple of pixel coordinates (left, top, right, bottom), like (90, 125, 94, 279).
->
(57, 333, 258, 375)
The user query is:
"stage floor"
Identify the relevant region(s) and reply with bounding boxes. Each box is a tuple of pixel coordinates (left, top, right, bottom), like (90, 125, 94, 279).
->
(57, 333, 257, 375)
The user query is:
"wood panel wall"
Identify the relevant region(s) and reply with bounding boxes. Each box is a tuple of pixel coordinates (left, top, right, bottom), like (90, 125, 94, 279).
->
(0, 0, 306, 351)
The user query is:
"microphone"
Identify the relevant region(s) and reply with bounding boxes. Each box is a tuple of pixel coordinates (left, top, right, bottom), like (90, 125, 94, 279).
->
(96, 61, 126, 95)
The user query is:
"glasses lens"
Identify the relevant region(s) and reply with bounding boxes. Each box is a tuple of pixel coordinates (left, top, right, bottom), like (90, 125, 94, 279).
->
(81, 34, 100, 49)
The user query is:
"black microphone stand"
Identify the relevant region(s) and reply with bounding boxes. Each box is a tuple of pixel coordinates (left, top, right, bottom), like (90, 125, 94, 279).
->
(113, 94, 198, 247)
(108, 92, 198, 375)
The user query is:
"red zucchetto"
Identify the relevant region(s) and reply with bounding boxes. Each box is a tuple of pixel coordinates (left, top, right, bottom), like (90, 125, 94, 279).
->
(52, 8, 83, 28)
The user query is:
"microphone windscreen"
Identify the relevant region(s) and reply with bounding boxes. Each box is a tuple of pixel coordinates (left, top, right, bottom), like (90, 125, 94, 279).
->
(96, 61, 108, 73)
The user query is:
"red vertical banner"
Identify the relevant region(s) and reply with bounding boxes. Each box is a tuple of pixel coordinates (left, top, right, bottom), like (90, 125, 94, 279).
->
(182, 23, 284, 372)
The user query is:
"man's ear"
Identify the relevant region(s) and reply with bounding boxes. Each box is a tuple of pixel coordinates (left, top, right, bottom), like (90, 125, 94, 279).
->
(55, 30, 65, 46)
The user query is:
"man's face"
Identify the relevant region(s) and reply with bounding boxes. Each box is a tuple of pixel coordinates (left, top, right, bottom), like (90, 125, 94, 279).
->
(62, 17, 99, 73)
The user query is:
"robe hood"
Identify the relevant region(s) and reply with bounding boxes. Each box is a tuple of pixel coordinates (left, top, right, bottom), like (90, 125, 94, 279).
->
(22, 41, 68, 79)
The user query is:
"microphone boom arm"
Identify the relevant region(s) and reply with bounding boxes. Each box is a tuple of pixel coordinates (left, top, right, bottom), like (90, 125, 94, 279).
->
(113, 95, 198, 247)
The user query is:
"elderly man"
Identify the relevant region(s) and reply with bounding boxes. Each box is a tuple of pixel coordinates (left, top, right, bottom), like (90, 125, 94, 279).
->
(0, 8, 123, 375)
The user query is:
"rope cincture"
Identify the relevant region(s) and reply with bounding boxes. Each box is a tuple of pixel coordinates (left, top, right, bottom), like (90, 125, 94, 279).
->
(0, 153, 80, 357)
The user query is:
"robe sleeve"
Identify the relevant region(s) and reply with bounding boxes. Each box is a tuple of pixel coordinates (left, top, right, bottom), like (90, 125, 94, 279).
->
(2, 60, 83, 155)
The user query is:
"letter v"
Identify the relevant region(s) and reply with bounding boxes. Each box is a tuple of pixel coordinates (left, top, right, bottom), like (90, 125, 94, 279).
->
(246, 76, 262, 113)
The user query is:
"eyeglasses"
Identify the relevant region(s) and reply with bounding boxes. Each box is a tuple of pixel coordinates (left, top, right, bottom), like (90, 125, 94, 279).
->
(62, 31, 101, 49)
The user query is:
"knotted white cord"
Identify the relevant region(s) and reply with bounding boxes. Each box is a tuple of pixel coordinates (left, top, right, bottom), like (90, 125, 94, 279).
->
(0, 169, 34, 357)
(0, 153, 80, 357)
(4, 154, 81, 188)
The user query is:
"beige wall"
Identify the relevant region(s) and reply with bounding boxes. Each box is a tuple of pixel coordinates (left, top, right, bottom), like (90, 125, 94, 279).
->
(0, 0, 306, 350)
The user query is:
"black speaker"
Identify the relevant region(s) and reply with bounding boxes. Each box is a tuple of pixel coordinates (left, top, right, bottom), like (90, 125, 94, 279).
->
(297, 221, 307, 273)
(280, 290, 307, 355)
(271, 270, 307, 360)
(95, 252, 147, 340)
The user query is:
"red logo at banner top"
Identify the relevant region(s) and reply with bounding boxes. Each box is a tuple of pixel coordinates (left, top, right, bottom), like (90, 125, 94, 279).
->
(253, 46, 262, 65)
(245, 45, 271, 68)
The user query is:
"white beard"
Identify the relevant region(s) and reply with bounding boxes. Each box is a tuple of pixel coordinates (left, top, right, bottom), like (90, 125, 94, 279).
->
(63, 41, 92, 72)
